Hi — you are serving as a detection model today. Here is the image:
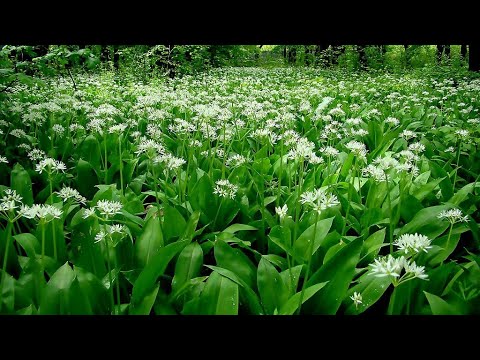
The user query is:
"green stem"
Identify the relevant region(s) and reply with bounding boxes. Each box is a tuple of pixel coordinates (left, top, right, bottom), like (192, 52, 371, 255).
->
(341, 163, 355, 237)
(0, 221, 13, 311)
(297, 209, 320, 315)
(452, 141, 461, 190)
(118, 137, 123, 196)
(41, 222, 46, 273)
(385, 173, 393, 254)
(212, 198, 224, 231)
(445, 223, 454, 258)
(104, 132, 108, 184)
(103, 225, 115, 315)
(292, 159, 305, 256)
(113, 247, 121, 315)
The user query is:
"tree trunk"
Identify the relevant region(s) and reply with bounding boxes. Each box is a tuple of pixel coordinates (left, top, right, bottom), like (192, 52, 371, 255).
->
(113, 45, 120, 70)
(444, 45, 450, 59)
(357, 45, 367, 69)
(469, 43, 480, 71)
(436, 45, 444, 63)
(461, 45, 467, 60)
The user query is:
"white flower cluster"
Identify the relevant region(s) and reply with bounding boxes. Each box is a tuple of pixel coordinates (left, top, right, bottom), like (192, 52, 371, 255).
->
(56, 186, 87, 205)
(437, 208, 469, 224)
(275, 204, 289, 219)
(213, 179, 238, 199)
(94, 224, 126, 243)
(84, 200, 123, 219)
(345, 140, 368, 162)
(300, 188, 339, 214)
(153, 153, 186, 171)
(35, 158, 67, 175)
(0, 155, 8, 164)
(0, 189, 23, 214)
(226, 153, 248, 167)
(20, 204, 63, 222)
(369, 254, 428, 284)
(394, 233, 432, 254)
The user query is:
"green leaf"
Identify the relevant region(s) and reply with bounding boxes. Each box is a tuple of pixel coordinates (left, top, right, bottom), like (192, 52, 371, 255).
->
(280, 265, 303, 295)
(293, 217, 334, 262)
(76, 159, 99, 199)
(399, 204, 452, 240)
(197, 271, 239, 315)
(10, 163, 33, 206)
(448, 182, 475, 206)
(257, 257, 288, 314)
(189, 175, 216, 220)
(172, 242, 203, 295)
(130, 240, 189, 310)
(360, 228, 386, 264)
(279, 282, 328, 315)
(305, 238, 363, 314)
(129, 285, 160, 315)
(79, 135, 102, 169)
(13, 233, 40, 258)
(163, 204, 187, 242)
(179, 211, 201, 243)
(135, 215, 164, 267)
(214, 240, 257, 289)
(223, 223, 258, 234)
(205, 265, 263, 315)
(344, 273, 391, 314)
(424, 291, 462, 315)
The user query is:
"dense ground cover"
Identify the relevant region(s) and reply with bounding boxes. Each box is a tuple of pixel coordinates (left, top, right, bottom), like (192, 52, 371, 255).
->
(0, 67, 479, 315)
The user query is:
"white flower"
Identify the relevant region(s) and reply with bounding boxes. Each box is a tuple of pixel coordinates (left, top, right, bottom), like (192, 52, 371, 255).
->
(362, 164, 387, 182)
(445, 146, 455, 153)
(35, 158, 67, 174)
(300, 188, 339, 214)
(57, 186, 87, 205)
(95, 200, 123, 218)
(275, 204, 289, 219)
(385, 117, 400, 126)
(369, 255, 404, 278)
(135, 139, 165, 156)
(153, 153, 186, 171)
(9, 129, 27, 138)
(345, 140, 368, 161)
(0, 155, 8, 164)
(437, 208, 469, 224)
(28, 149, 47, 162)
(320, 146, 339, 157)
(52, 124, 65, 136)
(226, 153, 248, 167)
(408, 142, 425, 154)
(109, 124, 127, 134)
(394, 233, 432, 254)
(350, 292, 363, 309)
(403, 261, 428, 280)
(400, 130, 417, 140)
(83, 208, 96, 219)
(94, 230, 107, 243)
(20, 204, 63, 222)
(454, 129, 469, 139)
(213, 179, 238, 200)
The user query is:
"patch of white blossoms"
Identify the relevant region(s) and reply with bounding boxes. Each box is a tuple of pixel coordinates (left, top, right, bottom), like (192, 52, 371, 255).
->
(300, 188, 339, 214)
(35, 158, 67, 174)
(394, 233, 432, 254)
(56, 186, 87, 205)
(213, 179, 238, 199)
(369, 254, 428, 286)
(437, 208, 469, 224)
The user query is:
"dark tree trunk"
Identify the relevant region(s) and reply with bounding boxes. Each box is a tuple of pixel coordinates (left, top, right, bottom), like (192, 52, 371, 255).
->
(288, 47, 297, 64)
(283, 46, 287, 59)
(444, 45, 450, 59)
(101, 46, 110, 63)
(436, 45, 444, 62)
(469, 43, 480, 71)
(331, 45, 345, 66)
(113, 45, 120, 70)
(461, 45, 467, 60)
(357, 45, 367, 69)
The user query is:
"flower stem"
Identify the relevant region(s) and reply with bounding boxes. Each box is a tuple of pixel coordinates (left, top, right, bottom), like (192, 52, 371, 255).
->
(296, 209, 320, 315)
(0, 221, 13, 312)
(103, 225, 115, 315)
(118, 137, 123, 196)
(385, 172, 394, 254)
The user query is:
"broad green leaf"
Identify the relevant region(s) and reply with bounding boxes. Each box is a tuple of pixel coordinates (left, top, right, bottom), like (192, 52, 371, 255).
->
(279, 282, 328, 315)
(223, 223, 258, 234)
(76, 159, 99, 199)
(129, 285, 159, 315)
(130, 240, 189, 309)
(305, 238, 363, 314)
(214, 240, 257, 289)
(135, 215, 164, 267)
(344, 273, 391, 315)
(205, 265, 263, 315)
(163, 204, 187, 242)
(257, 257, 288, 314)
(448, 182, 475, 206)
(172, 242, 203, 294)
(14, 233, 40, 258)
(360, 228, 386, 264)
(399, 204, 452, 240)
(197, 271, 239, 315)
(10, 163, 33, 206)
(293, 217, 334, 262)
(424, 291, 463, 315)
